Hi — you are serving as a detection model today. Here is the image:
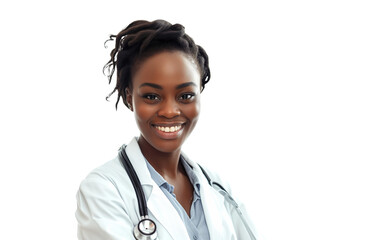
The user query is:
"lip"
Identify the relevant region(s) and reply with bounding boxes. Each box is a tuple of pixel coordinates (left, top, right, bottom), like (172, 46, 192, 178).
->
(151, 122, 185, 140)
(151, 122, 185, 127)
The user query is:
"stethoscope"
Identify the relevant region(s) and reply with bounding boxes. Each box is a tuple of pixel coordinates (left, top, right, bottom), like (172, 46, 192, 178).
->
(119, 144, 257, 240)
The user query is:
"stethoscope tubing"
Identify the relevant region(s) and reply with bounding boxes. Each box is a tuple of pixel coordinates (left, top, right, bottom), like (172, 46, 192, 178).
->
(119, 146, 148, 217)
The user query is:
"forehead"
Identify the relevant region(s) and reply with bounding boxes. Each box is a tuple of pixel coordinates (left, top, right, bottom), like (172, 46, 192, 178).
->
(132, 51, 200, 88)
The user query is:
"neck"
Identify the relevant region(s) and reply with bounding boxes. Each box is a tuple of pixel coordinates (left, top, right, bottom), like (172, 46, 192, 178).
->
(138, 136, 182, 179)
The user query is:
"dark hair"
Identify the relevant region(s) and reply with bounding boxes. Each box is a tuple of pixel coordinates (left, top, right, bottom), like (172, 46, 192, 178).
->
(103, 19, 211, 109)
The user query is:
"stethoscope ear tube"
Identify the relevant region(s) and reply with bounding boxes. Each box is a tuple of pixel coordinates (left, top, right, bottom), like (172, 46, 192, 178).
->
(119, 145, 148, 217)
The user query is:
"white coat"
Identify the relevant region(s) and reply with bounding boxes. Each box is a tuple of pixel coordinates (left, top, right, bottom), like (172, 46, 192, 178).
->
(76, 138, 258, 240)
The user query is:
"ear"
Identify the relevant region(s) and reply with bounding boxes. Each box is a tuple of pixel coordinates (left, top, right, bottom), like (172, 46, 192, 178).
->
(125, 87, 133, 111)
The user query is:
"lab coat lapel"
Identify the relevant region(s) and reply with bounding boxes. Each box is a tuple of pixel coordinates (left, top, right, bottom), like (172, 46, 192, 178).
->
(147, 184, 189, 239)
(183, 154, 235, 240)
(200, 179, 234, 239)
(125, 138, 190, 239)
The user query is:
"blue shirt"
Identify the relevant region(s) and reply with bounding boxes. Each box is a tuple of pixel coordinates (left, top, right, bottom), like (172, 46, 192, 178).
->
(145, 158, 210, 240)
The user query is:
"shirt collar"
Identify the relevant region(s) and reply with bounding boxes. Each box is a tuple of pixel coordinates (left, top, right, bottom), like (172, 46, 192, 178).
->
(145, 157, 201, 196)
(180, 158, 201, 196)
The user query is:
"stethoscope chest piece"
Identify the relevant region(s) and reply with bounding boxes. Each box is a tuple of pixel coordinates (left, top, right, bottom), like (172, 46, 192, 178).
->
(134, 217, 157, 240)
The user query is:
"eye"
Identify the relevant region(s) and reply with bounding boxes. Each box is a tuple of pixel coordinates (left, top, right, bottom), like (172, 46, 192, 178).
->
(142, 94, 160, 102)
(179, 93, 196, 102)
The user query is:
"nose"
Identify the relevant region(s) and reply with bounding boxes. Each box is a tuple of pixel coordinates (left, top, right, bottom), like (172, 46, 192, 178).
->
(158, 98, 181, 118)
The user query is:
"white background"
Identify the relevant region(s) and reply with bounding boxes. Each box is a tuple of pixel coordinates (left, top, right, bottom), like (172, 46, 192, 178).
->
(0, 0, 385, 239)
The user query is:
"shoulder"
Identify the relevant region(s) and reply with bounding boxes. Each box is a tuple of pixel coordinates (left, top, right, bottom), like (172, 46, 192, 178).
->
(80, 138, 141, 185)
(76, 156, 138, 239)
(83, 157, 123, 182)
(77, 156, 129, 200)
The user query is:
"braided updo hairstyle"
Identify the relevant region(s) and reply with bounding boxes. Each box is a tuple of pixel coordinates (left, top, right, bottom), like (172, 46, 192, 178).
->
(103, 19, 211, 109)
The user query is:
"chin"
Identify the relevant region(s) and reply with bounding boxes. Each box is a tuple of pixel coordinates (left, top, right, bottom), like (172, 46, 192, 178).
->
(151, 138, 185, 153)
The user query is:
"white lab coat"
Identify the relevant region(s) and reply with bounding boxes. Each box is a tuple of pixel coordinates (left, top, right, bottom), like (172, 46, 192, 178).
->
(76, 137, 258, 240)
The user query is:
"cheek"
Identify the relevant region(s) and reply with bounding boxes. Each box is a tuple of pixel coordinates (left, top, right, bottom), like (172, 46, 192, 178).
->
(133, 101, 153, 125)
(185, 100, 201, 126)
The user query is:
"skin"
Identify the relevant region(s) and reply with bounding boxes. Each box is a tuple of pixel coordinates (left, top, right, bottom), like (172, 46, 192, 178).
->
(126, 51, 201, 216)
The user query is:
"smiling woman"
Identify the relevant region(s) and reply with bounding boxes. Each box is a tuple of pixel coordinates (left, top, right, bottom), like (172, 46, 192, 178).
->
(130, 51, 201, 154)
(75, 19, 258, 240)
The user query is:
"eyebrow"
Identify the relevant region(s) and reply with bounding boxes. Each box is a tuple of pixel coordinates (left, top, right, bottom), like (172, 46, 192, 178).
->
(139, 82, 197, 90)
(139, 83, 163, 89)
(176, 82, 197, 89)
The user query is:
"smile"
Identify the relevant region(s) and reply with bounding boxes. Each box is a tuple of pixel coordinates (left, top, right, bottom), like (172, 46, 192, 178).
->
(154, 125, 182, 133)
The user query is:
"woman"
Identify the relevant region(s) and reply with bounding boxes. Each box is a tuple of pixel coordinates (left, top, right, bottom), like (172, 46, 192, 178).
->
(76, 19, 258, 240)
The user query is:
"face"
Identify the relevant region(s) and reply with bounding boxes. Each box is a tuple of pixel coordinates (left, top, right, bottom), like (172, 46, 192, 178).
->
(127, 51, 201, 153)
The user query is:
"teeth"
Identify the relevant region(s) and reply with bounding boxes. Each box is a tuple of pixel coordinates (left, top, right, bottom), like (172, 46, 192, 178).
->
(155, 125, 182, 133)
